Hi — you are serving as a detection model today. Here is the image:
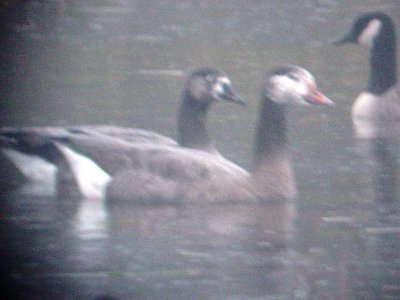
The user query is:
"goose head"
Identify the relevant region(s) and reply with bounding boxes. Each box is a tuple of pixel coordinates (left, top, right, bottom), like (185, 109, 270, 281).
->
(334, 12, 394, 49)
(264, 66, 333, 106)
(185, 68, 245, 107)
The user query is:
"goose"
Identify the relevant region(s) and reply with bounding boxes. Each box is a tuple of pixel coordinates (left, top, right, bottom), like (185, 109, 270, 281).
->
(334, 12, 399, 139)
(103, 66, 333, 204)
(0, 68, 244, 194)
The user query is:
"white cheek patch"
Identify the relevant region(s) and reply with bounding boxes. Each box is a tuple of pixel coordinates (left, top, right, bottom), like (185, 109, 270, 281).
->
(266, 76, 293, 104)
(218, 76, 231, 85)
(296, 81, 308, 96)
(358, 19, 382, 48)
(214, 83, 224, 94)
(267, 72, 316, 105)
(213, 76, 232, 97)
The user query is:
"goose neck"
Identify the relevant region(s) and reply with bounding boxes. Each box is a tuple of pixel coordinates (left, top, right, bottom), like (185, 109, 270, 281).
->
(368, 25, 397, 94)
(249, 96, 296, 200)
(252, 97, 287, 168)
(177, 93, 213, 151)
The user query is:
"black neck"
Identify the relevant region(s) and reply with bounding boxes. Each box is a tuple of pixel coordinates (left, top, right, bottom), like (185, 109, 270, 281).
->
(177, 92, 213, 151)
(252, 96, 287, 168)
(368, 24, 397, 94)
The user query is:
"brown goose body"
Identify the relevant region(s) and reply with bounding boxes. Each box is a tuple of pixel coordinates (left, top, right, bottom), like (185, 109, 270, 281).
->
(106, 66, 333, 204)
(106, 148, 294, 204)
(106, 146, 253, 204)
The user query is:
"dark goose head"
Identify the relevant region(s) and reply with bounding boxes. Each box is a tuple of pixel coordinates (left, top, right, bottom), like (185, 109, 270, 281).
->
(178, 68, 244, 152)
(334, 12, 397, 95)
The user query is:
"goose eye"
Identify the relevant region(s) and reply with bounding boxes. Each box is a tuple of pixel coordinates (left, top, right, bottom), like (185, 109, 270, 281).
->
(214, 82, 225, 94)
(221, 83, 229, 92)
(287, 73, 299, 81)
(206, 74, 214, 83)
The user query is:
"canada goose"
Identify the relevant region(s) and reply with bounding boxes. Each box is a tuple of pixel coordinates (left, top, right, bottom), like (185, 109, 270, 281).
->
(334, 12, 399, 139)
(104, 66, 333, 204)
(0, 68, 244, 193)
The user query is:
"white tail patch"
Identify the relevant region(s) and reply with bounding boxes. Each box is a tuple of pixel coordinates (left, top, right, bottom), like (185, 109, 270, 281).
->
(358, 19, 382, 48)
(2, 148, 57, 188)
(54, 142, 111, 201)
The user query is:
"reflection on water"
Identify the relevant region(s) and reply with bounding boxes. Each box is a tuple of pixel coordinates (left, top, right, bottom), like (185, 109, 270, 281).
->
(73, 198, 108, 239)
(2, 1, 400, 299)
(1, 193, 300, 299)
(354, 132, 400, 299)
(357, 137, 399, 208)
(106, 204, 298, 299)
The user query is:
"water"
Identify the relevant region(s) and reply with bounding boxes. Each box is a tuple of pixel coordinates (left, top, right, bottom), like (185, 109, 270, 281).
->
(1, 1, 400, 299)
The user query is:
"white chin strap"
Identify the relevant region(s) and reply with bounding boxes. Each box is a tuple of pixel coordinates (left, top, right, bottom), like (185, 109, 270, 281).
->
(358, 19, 382, 48)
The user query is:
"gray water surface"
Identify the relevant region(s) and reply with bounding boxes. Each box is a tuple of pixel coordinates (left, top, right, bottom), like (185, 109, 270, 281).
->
(1, 1, 400, 299)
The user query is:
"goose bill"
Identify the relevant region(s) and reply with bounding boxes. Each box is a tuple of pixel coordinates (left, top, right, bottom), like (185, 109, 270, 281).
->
(305, 89, 334, 106)
(333, 33, 354, 45)
(220, 89, 246, 105)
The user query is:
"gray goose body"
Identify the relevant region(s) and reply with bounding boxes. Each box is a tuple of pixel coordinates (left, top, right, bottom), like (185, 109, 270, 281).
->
(335, 12, 400, 139)
(0, 68, 244, 193)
